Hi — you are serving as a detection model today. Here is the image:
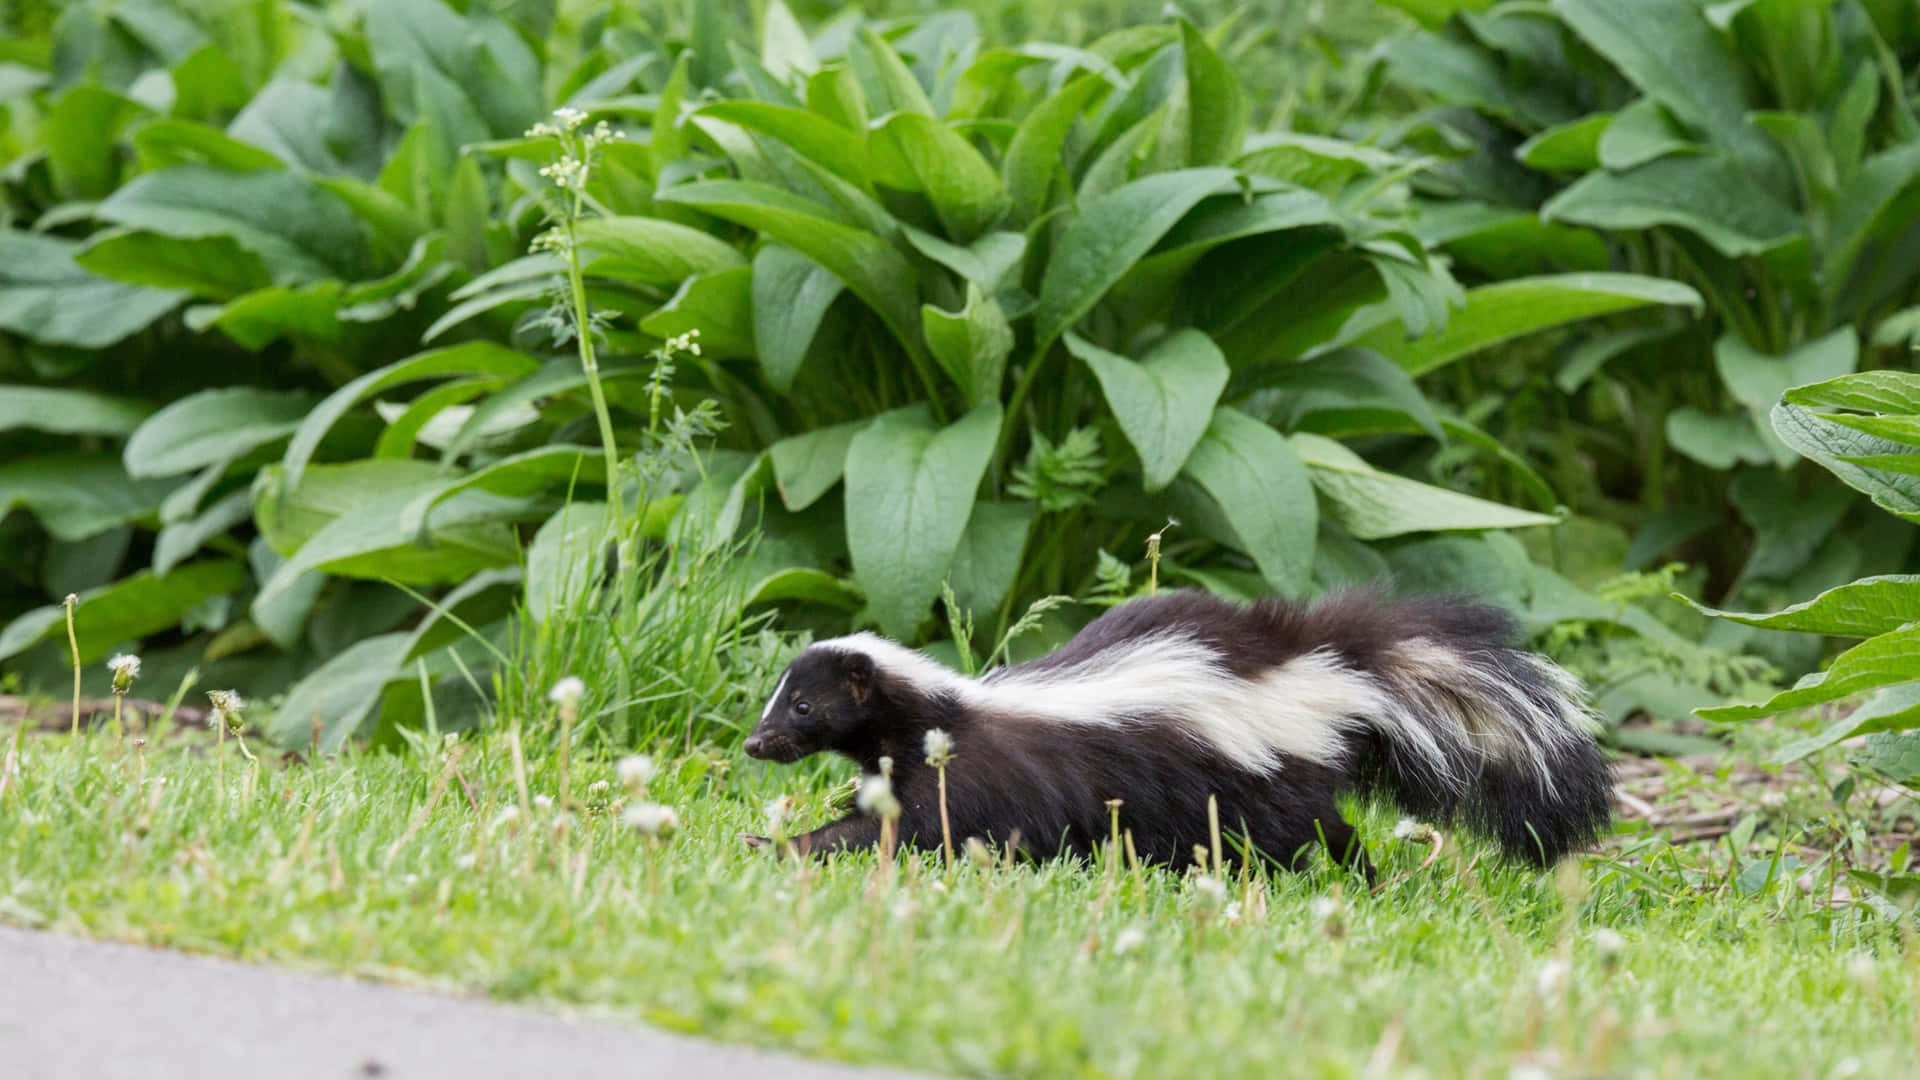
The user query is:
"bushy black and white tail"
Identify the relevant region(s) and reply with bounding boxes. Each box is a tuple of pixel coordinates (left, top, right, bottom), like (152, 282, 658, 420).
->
(1334, 598, 1614, 864)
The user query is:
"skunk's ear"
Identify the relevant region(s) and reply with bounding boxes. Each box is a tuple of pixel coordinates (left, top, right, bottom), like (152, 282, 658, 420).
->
(844, 652, 875, 704)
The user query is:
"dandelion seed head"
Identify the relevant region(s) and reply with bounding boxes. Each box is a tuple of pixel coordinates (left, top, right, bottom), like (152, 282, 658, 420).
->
(1392, 817, 1419, 840)
(765, 794, 797, 832)
(616, 754, 657, 791)
(1112, 925, 1147, 956)
(856, 774, 900, 819)
(1592, 927, 1626, 961)
(922, 728, 953, 767)
(548, 676, 586, 707)
(455, 853, 477, 871)
(107, 654, 141, 679)
(533, 794, 554, 812)
(1535, 959, 1570, 1001)
(623, 802, 680, 838)
(586, 780, 611, 797)
(1309, 897, 1341, 923)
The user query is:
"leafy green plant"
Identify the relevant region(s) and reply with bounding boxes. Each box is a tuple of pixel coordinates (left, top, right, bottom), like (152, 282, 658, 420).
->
(0, 0, 1702, 743)
(1685, 369, 1920, 780)
(557, 5, 1704, 649)
(1377, 0, 1920, 659)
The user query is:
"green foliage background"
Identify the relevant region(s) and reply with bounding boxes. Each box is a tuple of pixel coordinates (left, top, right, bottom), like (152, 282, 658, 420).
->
(1, 0, 1918, 760)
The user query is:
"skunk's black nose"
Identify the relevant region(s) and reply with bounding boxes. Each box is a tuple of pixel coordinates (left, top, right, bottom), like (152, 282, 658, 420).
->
(743, 734, 766, 758)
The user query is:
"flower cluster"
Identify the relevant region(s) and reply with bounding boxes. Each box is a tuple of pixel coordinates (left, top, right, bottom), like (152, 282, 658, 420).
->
(527, 108, 621, 197)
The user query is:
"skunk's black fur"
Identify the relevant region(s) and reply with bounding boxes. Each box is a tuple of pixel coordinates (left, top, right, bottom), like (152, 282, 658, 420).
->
(743, 589, 1612, 871)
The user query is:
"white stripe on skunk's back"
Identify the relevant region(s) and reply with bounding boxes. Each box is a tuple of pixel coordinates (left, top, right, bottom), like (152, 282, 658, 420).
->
(815, 631, 1391, 773)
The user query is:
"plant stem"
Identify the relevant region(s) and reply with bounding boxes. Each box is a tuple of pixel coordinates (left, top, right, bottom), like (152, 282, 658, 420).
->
(562, 166, 624, 532)
(64, 595, 79, 736)
(937, 764, 953, 866)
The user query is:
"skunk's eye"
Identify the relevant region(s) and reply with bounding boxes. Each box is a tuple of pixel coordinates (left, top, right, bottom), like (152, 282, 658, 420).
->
(793, 701, 812, 716)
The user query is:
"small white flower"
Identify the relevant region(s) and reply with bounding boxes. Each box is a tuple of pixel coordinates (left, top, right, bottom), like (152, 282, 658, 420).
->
(1591, 927, 1627, 962)
(1535, 959, 1570, 1001)
(532, 794, 554, 812)
(489, 805, 521, 831)
(856, 774, 900, 818)
(107, 654, 141, 687)
(616, 754, 657, 792)
(552, 106, 588, 129)
(1222, 900, 1244, 924)
(455, 853, 477, 871)
(923, 728, 953, 767)
(548, 676, 585, 707)
(1112, 925, 1147, 956)
(622, 802, 680, 838)
(586, 780, 611, 797)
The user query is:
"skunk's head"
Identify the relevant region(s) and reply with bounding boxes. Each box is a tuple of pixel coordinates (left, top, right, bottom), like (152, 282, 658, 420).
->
(743, 645, 878, 763)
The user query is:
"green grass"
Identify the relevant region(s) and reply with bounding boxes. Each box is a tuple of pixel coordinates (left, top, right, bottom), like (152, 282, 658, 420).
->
(3, 723, 1914, 1079)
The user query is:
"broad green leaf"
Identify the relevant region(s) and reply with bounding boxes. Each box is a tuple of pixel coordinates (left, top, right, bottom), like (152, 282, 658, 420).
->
(47, 85, 142, 200)
(0, 455, 174, 541)
(1003, 75, 1104, 226)
(1680, 575, 1920, 638)
(946, 500, 1033, 619)
(124, 388, 318, 479)
(751, 245, 844, 392)
(1344, 273, 1703, 376)
(902, 228, 1027, 291)
(253, 465, 523, 610)
(844, 402, 1003, 638)
(1237, 132, 1412, 192)
(1516, 113, 1611, 172)
(395, 445, 605, 542)
(94, 166, 378, 284)
(1542, 154, 1800, 258)
(1665, 408, 1774, 469)
(1034, 167, 1236, 350)
(0, 387, 153, 438)
(924, 283, 1015, 408)
(1067, 330, 1228, 490)
(269, 631, 410, 747)
(1773, 684, 1920, 764)
(1774, 401, 1920, 522)
(1553, 0, 1783, 180)
(698, 101, 868, 187)
(770, 420, 862, 512)
(574, 215, 749, 286)
(1824, 142, 1920, 306)
(1697, 623, 1920, 721)
(186, 282, 345, 350)
(0, 560, 247, 664)
(1598, 97, 1700, 171)
(74, 230, 273, 300)
(1292, 432, 1560, 538)
(641, 267, 755, 358)
(0, 229, 185, 349)
(868, 113, 1011, 243)
(525, 501, 612, 621)
(153, 490, 252, 576)
(1786, 370, 1920, 414)
(658, 179, 925, 360)
(851, 27, 936, 118)
(749, 568, 864, 611)
(1717, 329, 1858, 467)
(1177, 21, 1246, 166)
(1241, 348, 1444, 443)
(1412, 203, 1609, 278)
(1181, 406, 1317, 596)
(283, 343, 540, 494)
(365, 0, 541, 153)
(762, 0, 817, 82)
(130, 117, 288, 174)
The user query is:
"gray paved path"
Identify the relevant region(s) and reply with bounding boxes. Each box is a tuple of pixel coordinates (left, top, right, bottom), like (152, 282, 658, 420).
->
(0, 926, 927, 1079)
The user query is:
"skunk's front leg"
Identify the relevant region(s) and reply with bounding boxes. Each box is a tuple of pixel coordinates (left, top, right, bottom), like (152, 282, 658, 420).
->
(790, 813, 881, 857)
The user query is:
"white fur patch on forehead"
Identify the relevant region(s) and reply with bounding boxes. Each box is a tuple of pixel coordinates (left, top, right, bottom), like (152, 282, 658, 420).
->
(760, 669, 792, 722)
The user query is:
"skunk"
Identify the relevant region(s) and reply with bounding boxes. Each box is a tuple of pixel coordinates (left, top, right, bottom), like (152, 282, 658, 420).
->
(742, 589, 1612, 870)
